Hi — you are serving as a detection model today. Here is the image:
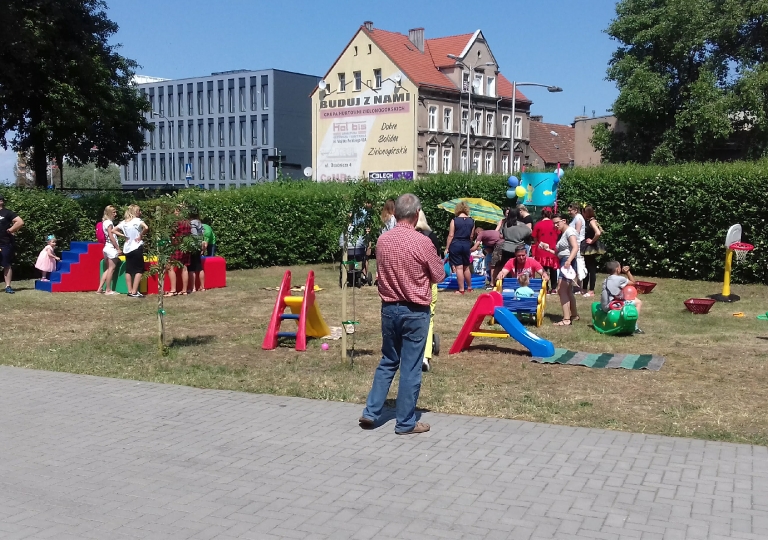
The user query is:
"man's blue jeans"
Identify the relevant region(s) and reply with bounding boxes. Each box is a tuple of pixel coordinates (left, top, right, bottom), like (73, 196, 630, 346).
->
(362, 302, 430, 433)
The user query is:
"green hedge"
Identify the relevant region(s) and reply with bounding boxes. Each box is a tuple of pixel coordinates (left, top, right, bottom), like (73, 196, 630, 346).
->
(558, 161, 768, 283)
(4, 162, 767, 284)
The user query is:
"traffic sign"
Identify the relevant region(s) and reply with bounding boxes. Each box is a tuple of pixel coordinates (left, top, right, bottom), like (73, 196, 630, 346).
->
(185, 163, 193, 185)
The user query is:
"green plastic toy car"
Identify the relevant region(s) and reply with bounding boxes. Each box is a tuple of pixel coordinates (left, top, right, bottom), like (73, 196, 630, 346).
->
(591, 301, 639, 336)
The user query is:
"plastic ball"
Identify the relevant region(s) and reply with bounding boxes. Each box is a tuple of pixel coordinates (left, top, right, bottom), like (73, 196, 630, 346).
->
(515, 186, 526, 198)
(507, 176, 519, 188)
(623, 285, 638, 301)
(321, 343, 329, 351)
(506, 188, 517, 199)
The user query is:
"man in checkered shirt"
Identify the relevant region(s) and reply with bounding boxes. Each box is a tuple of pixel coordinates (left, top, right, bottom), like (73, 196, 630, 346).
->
(359, 193, 446, 435)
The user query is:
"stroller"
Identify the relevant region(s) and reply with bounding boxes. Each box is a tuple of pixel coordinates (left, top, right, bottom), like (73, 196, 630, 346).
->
(339, 246, 373, 288)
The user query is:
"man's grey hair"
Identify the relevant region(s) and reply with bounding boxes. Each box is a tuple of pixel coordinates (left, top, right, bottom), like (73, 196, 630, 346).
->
(394, 193, 421, 222)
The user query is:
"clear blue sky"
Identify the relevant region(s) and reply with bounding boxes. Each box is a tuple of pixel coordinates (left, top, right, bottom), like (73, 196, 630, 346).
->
(1, 0, 620, 183)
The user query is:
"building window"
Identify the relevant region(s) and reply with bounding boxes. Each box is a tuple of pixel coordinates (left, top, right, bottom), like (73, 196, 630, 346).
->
(168, 122, 174, 149)
(188, 92, 193, 115)
(462, 72, 470, 92)
(486, 113, 494, 136)
(513, 155, 521, 172)
(188, 122, 194, 148)
(197, 91, 203, 115)
(150, 128, 156, 150)
(443, 108, 453, 132)
(473, 73, 483, 95)
(473, 151, 481, 172)
(207, 89, 213, 114)
(427, 147, 437, 173)
(178, 123, 184, 149)
(228, 88, 234, 113)
(199, 155, 205, 180)
(251, 117, 257, 146)
(208, 121, 214, 147)
(485, 152, 493, 174)
(229, 154, 236, 179)
(160, 156, 166, 181)
(461, 109, 468, 134)
(218, 121, 224, 147)
(240, 153, 246, 180)
(159, 123, 165, 149)
(428, 106, 437, 131)
(353, 71, 362, 91)
(219, 154, 225, 180)
(133, 158, 139, 181)
(460, 150, 467, 172)
(261, 115, 268, 145)
(209, 156, 215, 180)
(178, 155, 184, 181)
(198, 123, 204, 148)
(229, 120, 235, 146)
(250, 83, 257, 110)
(151, 156, 156, 181)
(239, 119, 245, 146)
(251, 155, 258, 179)
(374, 69, 382, 89)
(178, 93, 183, 117)
(514, 117, 521, 138)
(141, 156, 147, 181)
(158, 91, 164, 115)
(487, 76, 496, 97)
(239, 87, 246, 112)
(168, 92, 174, 117)
(473, 111, 482, 135)
(442, 148, 452, 173)
(218, 88, 224, 113)
(502, 154, 509, 174)
(502, 115, 510, 137)
(338, 73, 346, 92)
(261, 76, 269, 109)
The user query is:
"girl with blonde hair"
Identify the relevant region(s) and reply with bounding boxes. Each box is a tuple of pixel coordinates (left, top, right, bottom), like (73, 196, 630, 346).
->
(113, 205, 148, 297)
(96, 205, 123, 294)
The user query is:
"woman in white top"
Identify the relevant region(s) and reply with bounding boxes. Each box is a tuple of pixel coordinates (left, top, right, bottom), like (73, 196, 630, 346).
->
(96, 205, 122, 295)
(114, 204, 148, 298)
(568, 202, 587, 292)
(540, 215, 580, 326)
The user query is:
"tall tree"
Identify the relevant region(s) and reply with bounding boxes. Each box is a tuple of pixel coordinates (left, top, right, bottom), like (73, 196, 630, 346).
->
(596, 0, 768, 163)
(0, 0, 151, 186)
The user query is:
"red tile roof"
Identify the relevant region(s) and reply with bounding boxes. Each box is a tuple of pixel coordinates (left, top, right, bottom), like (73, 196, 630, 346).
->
(363, 26, 529, 103)
(528, 121, 575, 166)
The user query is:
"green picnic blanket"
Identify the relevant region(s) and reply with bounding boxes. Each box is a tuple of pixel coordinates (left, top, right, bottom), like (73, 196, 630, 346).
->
(533, 348, 665, 371)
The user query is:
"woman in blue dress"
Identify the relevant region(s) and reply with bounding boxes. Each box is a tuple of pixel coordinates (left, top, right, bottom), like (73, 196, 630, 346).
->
(444, 201, 475, 294)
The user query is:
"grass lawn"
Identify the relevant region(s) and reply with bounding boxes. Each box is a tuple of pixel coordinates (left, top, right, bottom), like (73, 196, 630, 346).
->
(4, 264, 768, 445)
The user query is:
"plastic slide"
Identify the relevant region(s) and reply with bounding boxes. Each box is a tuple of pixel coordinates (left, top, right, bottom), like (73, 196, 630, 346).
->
(492, 307, 555, 358)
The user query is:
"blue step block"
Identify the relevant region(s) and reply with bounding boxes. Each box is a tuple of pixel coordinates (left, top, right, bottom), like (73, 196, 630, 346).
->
(35, 280, 53, 292)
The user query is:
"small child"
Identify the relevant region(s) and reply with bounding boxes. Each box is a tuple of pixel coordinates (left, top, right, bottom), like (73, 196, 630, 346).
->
(515, 273, 535, 299)
(35, 235, 61, 281)
(471, 247, 485, 275)
(601, 261, 644, 334)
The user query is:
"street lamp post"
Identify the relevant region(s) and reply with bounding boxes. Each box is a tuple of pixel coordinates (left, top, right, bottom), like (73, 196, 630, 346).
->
(447, 54, 494, 172)
(509, 82, 563, 173)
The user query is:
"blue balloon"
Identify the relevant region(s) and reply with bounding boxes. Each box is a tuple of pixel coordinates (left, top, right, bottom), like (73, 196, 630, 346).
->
(506, 188, 517, 199)
(507, 176, 519, 188)
(555, 168, 564, 179)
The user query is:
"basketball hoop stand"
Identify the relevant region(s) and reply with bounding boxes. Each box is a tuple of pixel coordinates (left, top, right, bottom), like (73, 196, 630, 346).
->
(710, 224, 753, 302)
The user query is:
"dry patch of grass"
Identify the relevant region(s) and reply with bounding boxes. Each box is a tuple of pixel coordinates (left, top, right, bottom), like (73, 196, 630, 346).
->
(3, 265, 768, 445)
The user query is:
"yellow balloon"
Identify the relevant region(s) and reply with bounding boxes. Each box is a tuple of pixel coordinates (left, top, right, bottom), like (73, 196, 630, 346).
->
(515, 186, 526, 197)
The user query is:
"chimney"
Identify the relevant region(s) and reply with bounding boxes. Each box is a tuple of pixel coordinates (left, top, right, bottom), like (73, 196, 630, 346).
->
(363, 21, 373, 31)
(408, 28, 424, 52)
(531, 115, 543, 123)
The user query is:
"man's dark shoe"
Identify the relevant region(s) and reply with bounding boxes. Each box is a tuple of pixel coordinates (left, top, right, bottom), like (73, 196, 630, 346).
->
(5, 286, 14, 294)
(358, 416, 375, 429)
(396, 422, 430, 435)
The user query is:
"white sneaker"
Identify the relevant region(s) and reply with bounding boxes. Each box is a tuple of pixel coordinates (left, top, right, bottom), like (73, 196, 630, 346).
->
(422, 359, 431, 372)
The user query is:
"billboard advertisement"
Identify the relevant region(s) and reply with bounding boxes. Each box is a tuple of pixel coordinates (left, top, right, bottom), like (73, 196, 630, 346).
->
(315, 77, 415, 181)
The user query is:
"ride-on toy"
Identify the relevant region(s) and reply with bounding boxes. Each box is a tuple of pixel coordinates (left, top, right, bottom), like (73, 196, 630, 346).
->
(591, 301, 638, 336)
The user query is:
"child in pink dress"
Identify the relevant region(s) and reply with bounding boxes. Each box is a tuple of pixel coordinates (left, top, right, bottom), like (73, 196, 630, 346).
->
(35, 235, 60, 281)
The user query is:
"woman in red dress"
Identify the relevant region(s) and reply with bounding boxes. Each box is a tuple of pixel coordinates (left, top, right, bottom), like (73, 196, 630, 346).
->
(531, 207, 560, 293)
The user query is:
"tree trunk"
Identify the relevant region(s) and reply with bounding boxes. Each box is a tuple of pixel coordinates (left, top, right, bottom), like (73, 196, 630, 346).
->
(57, 152, 64, 189)
(32, 146, 48, 188)
(157, 269, 165, 354)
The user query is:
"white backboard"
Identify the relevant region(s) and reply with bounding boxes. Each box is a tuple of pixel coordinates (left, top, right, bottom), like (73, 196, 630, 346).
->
(725, 224, 742, 247)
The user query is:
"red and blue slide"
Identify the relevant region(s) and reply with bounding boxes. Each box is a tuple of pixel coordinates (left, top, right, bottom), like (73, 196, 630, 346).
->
(449, 291, 555, 358)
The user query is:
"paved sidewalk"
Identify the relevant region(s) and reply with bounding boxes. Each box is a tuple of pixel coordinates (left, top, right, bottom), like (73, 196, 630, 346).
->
(0, 367, 766, 540)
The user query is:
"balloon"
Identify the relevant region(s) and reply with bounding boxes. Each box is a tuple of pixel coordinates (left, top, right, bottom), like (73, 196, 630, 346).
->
(506, 188, 517, 199)
(622, 285, 638, 301)
(515, 186, 526, 198)
(507, 176, 519, 188)
(556, 168, 564, 179)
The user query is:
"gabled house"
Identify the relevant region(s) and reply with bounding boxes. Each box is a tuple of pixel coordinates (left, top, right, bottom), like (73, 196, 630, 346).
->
(311, 22, 533, 181)
(527, 118, 575, 170)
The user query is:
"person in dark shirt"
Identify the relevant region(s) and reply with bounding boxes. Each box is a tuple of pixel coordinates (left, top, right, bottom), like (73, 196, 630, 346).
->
(0, 195, 24, 294)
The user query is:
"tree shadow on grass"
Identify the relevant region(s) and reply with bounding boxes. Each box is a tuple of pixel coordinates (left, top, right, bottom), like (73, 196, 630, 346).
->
(168, 335, 216, 348)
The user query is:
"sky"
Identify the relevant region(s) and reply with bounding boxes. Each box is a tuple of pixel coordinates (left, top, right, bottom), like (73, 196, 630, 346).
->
(1, 0, 620, 183)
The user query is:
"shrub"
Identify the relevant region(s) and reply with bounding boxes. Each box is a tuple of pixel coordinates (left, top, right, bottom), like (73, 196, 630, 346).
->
(558, 161, 768, 283)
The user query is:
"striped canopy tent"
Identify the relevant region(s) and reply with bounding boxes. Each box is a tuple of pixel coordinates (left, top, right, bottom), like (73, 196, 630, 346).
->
(438, 198, 503, 225)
